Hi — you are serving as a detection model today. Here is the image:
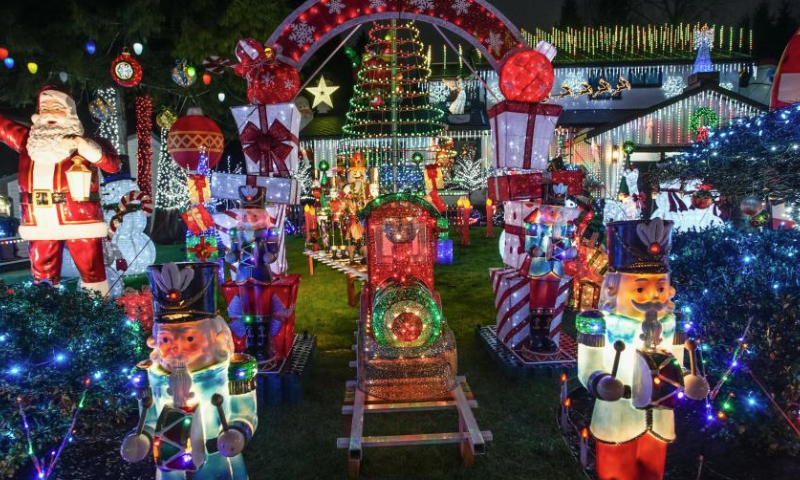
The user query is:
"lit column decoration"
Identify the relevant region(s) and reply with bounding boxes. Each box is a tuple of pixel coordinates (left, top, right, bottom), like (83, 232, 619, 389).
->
(135, 96, 154, 196)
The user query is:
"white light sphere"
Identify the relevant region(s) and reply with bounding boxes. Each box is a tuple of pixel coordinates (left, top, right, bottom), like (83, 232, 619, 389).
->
(218, 92, 226, 102)
(133, 42, 143, 55)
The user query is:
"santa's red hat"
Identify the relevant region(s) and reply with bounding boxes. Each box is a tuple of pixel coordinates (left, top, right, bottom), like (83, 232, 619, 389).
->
(36, 85, 77, 116)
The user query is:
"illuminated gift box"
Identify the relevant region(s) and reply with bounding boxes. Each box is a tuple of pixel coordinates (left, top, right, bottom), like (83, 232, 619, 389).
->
(488, 101, 562, 171)
(487, 172, 544, 202)
(436, 238, 453, 264)
(231, 103, 300, 177)
(549, 170, 585, 196)
(222, 274, 300, 360)
(501, 200, 539, 269)
(211, 172, 299, 205)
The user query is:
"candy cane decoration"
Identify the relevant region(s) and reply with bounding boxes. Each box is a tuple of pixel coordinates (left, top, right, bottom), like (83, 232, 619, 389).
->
(110, 191, 154, 234)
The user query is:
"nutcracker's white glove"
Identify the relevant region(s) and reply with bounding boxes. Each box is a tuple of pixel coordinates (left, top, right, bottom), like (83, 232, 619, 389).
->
(121, 431, 152, 463)
(217, 428, 246, 457)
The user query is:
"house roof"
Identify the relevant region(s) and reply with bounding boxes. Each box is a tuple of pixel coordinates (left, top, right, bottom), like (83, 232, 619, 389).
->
(580, 78, 769, 141)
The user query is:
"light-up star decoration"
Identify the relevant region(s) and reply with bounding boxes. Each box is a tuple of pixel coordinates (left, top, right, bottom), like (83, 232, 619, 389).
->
(306, 75, 339, 113)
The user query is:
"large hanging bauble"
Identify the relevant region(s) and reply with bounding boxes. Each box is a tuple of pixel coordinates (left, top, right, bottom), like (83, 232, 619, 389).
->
(499, 49, 554, 103)
(691, 189, 713, 209)
(740, 196, 763, 217)
(111, 50, 143, 88)
(167, 107, 224, 171)
(89, 96, 111, 123)
(172, 60, 197, 88)
(247, 62, 300, 104)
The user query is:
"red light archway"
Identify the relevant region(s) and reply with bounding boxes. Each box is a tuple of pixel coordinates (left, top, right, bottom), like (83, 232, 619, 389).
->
(267, 0, 526, 71)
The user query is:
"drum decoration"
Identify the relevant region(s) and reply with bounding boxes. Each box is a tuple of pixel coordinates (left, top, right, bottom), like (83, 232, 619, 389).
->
(632, 349, 685, 410)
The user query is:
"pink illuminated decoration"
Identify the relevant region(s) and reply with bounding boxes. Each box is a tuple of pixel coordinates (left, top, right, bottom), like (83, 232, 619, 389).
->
(267, 0, 526, 70)
(771, 24, 800, 110)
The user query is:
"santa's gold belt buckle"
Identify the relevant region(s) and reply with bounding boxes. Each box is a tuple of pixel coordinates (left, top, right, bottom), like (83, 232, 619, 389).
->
(33, 189, 53, 207)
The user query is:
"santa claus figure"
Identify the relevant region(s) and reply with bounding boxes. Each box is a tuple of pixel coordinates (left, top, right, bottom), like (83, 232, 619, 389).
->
(0, 86, 120, 294)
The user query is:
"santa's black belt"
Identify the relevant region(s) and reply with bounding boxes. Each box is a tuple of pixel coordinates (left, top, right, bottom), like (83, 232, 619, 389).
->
(21, 191, 100, 205)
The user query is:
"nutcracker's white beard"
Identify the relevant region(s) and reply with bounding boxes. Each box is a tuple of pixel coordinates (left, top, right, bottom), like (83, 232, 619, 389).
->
(27, 113, 85, 164)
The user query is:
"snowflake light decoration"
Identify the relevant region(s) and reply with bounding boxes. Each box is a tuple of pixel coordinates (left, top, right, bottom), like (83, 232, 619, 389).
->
(562, 71, 583, 92)
(369, 0, 387, 8)
(720, 82, 735, 91)
(661, 76, 686, 98)
(289, 21, 316, 48)
(408, 0, 434, 11)
(326, 0, 346, 14)
(486, 31, 503, 56)
(428, 82, 451, 104)
(452, 0, 470, 15)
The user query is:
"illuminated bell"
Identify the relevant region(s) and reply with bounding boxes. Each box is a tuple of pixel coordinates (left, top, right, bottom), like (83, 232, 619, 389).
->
(65, 156, 92, 202)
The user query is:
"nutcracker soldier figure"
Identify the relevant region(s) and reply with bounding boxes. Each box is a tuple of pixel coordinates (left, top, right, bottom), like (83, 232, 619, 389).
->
(0, 85, 120, 294)
(576, 219, 708, 480)
(121, 262, 258, 480)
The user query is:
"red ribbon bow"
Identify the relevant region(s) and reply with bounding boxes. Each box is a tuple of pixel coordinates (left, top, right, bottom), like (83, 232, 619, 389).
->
(240, 112, 298, 177)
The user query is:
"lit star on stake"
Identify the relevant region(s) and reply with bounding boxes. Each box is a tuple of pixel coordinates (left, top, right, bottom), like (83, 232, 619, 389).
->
(306, 75, 339, 110)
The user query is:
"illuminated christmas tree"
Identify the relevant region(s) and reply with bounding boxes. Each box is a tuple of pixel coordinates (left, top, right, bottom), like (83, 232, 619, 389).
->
(154, 129, 189, 211)
(341, 21, 452, 192)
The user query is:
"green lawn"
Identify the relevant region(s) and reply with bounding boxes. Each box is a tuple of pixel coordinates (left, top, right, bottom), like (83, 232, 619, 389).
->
(2, 229, 584, 479)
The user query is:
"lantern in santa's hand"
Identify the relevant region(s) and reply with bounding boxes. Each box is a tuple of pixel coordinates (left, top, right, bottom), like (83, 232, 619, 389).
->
(489, 43, 561, 172)
(167, 107, 224, 173)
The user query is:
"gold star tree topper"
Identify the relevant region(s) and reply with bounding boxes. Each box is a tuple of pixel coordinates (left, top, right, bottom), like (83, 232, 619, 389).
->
(306, 75, 339, 110)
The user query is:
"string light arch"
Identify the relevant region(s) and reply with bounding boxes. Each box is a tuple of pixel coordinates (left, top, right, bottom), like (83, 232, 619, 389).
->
(266, 0, 526, 72)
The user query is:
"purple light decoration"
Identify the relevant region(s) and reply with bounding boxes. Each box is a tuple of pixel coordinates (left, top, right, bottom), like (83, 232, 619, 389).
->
(436, 239, 453, 265)
(678, 392, 685, 399)
(183, 454, 192, 463)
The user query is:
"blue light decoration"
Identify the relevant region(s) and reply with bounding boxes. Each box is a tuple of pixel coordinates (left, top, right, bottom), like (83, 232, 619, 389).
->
(3, 57, 14, 69)
(378, 164, 424, 193)
(436, 238, 453, 265)
(692, 25, 715, 74)
(669, 228, 800, 449)
(85, 41, 96, 54)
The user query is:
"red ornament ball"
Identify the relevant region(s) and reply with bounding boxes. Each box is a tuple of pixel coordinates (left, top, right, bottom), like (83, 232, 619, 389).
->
(110, 51, 143, 88)
(167, 108, 224, 171)
(499, 49, 554, 103)
(247, 62, 300, 104)
(390, 312, 424, 343)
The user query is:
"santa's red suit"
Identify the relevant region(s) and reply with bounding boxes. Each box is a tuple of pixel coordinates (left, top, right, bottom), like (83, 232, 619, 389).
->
(0, 87, 120, 294)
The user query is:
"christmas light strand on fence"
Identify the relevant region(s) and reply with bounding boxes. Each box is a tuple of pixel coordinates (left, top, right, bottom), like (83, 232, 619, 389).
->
(525, 23, 752, 64)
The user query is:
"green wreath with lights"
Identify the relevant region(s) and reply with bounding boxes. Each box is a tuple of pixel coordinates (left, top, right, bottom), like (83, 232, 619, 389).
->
(689, 107, 719, 132)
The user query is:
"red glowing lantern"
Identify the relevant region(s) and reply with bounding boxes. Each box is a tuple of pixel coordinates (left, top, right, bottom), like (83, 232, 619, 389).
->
(202, 73, 212, 85)
(167, 107, 224, 172)
(499, 49, 554, 103)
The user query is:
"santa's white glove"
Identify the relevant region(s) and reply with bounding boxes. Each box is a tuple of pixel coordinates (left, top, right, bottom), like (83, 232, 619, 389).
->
(76, 137, 103, 163)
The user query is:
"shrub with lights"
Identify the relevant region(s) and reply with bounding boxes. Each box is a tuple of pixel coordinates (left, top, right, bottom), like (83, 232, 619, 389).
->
(670, 228, 800, 455)
(0, 282, 144, 478)
(653, 104, 800, 225)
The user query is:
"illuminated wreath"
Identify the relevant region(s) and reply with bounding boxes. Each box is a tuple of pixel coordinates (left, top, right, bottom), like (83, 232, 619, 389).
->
(371, 282, 442, 348)
(689, 107, 719, 132)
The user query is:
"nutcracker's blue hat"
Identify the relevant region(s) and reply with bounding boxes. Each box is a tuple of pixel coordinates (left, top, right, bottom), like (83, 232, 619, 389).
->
(606, 219, 673, 273)
(147, 262, 219, 323)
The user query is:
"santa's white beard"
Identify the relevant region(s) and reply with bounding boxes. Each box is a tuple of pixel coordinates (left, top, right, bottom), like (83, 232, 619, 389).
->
(27, 115, 84, 164)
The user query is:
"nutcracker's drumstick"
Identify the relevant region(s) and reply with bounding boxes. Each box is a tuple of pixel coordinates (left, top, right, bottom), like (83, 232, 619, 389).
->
(135, 396, 154, 436)
(685, 340, 699, 375)
(610, 340, 625, 378)
(211, 393, 229, 432)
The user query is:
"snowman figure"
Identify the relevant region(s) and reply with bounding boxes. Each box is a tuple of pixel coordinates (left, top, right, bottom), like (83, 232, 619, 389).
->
(101, 174, 156, 276)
